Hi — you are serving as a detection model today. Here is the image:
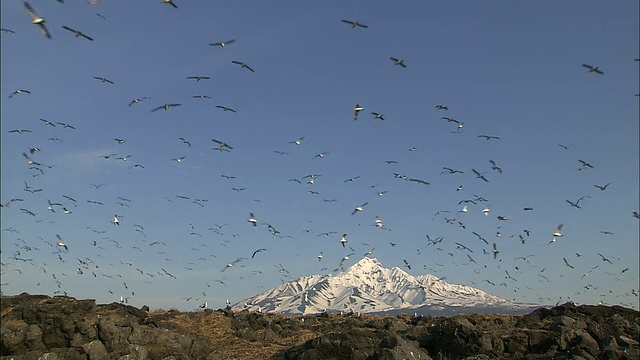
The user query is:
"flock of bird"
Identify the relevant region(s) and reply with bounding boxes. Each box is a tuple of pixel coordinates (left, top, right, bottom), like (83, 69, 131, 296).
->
(1, 1, 638, 311)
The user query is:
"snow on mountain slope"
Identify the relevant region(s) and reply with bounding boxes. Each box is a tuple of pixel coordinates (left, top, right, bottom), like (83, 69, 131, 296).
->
(233, 257, 525, 315)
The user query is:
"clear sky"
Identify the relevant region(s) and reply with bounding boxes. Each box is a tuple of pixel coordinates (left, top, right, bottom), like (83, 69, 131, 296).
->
(1, 0, 638, 312)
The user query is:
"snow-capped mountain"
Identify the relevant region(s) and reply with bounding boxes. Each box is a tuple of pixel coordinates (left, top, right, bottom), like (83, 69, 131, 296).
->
(233, 257, 537, 315)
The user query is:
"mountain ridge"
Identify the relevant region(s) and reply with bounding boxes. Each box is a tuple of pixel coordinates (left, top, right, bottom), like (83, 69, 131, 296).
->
(234, 257, 536, 315)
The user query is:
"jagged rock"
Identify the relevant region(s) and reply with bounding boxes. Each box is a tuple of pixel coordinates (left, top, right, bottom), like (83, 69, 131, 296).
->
(82, 340, 109, 360)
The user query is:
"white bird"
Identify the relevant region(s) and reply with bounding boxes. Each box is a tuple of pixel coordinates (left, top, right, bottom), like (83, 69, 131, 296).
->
(24, 2, 51, 39)
(112, 214, 120, 225)
(317, 252, 324, 262)
(340, 234, 347, 248)
(247, 213, 258, 227)
(351, 202, 368, 215)
(374, 216, 384, 228)
(549, 224, 563, 244)
(56, 234, 68, 251)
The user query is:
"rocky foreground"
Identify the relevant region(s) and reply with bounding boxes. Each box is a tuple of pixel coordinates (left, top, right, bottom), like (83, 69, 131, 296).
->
(1, 294, 638, 360)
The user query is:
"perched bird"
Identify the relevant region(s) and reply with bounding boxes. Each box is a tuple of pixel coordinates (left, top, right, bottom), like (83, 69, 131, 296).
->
(24, 1, 51, 39)
(231, 60, 255, 72)
(209, 39, 236, 47)
(151, 103, 181, 112)
(61, 26, 93, 41)
(341, 19, 368, 29)
(582, 64, 604, 75)
(389, 57, 407, 68)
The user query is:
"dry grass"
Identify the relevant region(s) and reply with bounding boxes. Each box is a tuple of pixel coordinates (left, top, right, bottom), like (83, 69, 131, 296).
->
(160, 311, 320, 360)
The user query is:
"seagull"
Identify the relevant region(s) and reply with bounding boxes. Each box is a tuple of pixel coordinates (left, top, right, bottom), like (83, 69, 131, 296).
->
(151, 103, 181, 112)
(24, 1, 51, 39)
(215, 105, 236, 112)
(597, 253, 613, 264)
(371, 112, 385, 121)
(114, 138, 126, 144)
(231, 60, 255, 72)
(403, 260, 412, 270)
(289, 136, 305, 146)
(563, 258, 575, 269)
(435, 104, 448, 110)
(1, 28, 16, 34)
(61, 26, 93, 41)
(353, 104, 364, 120)
(128, 97, 150, 106)
(212, 138, 233, 151)
(478, 135, 500, 141)
(441, 167, 464, 175)
(162, 0, 178, 9)
(578, 160, 594, 170)
(9, 89, 31, 99)
(93, 76, 114, 84)
(209, 39, 236, 47)
(56, 122, 76, 129)
(340, 234, 348, 248)
(351, 202, 368, 215)
(251, 248, 266, 259)
(221, 258, 245, 272)
(247, 213, 258, 227)
(374, 216, 384, 229)
(492, 243, 500, 259)
(179, 137, 191, 147)
(171, 157, 185, 163)
(9, 129, 32, 134)
(389, 57, 407, 68)
(341, 19, 368, 29)
(56, 234, 67, 251)
(489, 160, 503, 173)
(593, 182, 611, 191)
(193, 95, 211, 100)
(566, 196, 590, 209)
(472, 169, 489, 183)
(22, 153, 40, 166)
(550, 224, 564, 243)
(187, 76, 210, 82)
(582, 64, 604, 75)
(317, 252, 324, 262)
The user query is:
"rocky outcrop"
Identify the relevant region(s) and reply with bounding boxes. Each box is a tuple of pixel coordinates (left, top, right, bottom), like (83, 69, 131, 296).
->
(1, 294, 638, 360)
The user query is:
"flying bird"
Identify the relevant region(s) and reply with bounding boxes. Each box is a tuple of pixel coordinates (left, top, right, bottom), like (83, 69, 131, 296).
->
(582, 64, 604, 75)
(563, 258, 575, 269)
(247, 213, 257, 227)
(56, 234, 67, 251)
(435, 104, 448, 110)
(478, 135, 500, 141)
(289, 136, 305, 146)
(61, 26, 94, 41)
(593, 182, 611, 191)
(472, 169, 489, 183)
(351, 202, 368, 215)
(9, 89, 31, 99)
(251, 248, 267, 259)
(389, 57, 407, 68)
(489, 160, 502, 173)
(209, 39, 236, 47)
(187, 76, 210, 81)
(353, 104, 364, 120)
(212, 138, 233, 151)
(340, 234, 348, 248)
(215, 105, 237, 112)
(162, 0, 178, 9)
(93, 76, 114, 84)
(231, 60, 255, 72)
(578, 160, 594, 170)
(492, 243, 500, 259)
(341, 19, 368, 29)
(151, 104, 181, 112)
(24, 1, 51, 39)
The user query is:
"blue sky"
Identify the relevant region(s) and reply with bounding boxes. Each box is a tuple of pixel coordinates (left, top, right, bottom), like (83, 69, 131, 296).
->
(1, 0, 638, 311)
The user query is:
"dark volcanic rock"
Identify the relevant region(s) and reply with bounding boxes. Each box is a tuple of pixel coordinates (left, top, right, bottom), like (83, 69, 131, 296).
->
(1, 295, 638, 360)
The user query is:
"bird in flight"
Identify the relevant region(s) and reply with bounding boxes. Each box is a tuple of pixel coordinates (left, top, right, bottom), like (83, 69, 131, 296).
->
(593, 182, 611, 191)
(216, 105, 237, 113)
(1, 28, 16, 34)
(353, 104, 364, 120)
(492, 243, 500, 259)
(563, 258, 575, 269)
(371, 112, 385, 121)
(578, 160, 594, 170)
(565, 196, 590, 209)
(9, 89, 31, 99)
(128, 97, 150, 106)
(247, 213, 258, 227)
(351, 202, 368, 215)
(210, 39, 236, 47)
(179, 137, 191, 147)
(61, 26, 94, 41)
(389, 57, 407, 68)
(341, 19, 368, 29)
(24, 1, 51, 39)
(340, 234, 348, 248)
(151, 103, 181, 112)
(187, 76, 210, 82)
(582, 64, 604, 75)
(231, 60, 255, 72)
(289, 136, 305, 146)
(478, 135, 500, 141)
(10, 129, 32, 135)
(435, 104, 448, 111)
(56, 234, 68, 251)
(489, 160, 503, 174)
(212, 138, 233, 151)
(472, 169, 489, 183)
(93, 76, 114, 84)
(251, 248, 267, 259)
(162, 0, 178, 9)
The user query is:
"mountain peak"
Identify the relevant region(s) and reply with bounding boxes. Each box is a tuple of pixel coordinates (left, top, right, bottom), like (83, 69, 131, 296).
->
(234, 257, 528, 315)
